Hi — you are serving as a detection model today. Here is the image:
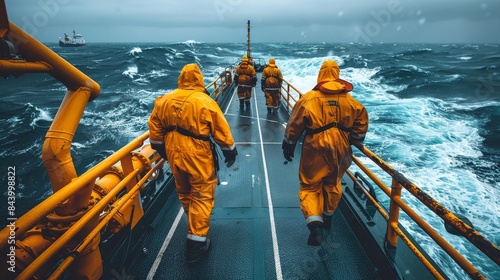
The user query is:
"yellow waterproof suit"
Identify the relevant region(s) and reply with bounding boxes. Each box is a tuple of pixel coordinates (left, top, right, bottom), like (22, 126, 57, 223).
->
(148, 64, 236, 242)
(284, 60, 368, 225)
(261, 58, 283, 111)
(235, 55, 257, 104)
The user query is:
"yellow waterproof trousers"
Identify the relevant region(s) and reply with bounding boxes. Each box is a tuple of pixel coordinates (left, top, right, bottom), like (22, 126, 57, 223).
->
(167, 146, 217, 240)
(298, 146, 352, 224)
(238, 86, 252, 101)
(264, 90, 280, 108)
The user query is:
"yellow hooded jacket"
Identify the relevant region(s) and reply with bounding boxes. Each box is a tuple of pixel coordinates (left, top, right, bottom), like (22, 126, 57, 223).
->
(235, 55, 257, 86)
(284, 60, 368, 186)
(148, 63, 235, 164)
(148, 64, 235, 239)
(262, 58, 283, 90)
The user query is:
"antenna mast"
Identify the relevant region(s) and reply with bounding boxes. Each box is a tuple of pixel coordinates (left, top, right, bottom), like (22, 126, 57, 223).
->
(247, 20, 251, 60)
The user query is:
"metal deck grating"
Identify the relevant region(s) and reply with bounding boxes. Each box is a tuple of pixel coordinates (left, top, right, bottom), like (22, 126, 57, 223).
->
(123, 78, 381, 279)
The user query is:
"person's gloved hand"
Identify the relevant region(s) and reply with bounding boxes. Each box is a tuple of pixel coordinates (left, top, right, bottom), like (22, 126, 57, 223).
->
(151, 143, 167, 160)
(282, 140, 296, 162)
(222, 147, 238, 167)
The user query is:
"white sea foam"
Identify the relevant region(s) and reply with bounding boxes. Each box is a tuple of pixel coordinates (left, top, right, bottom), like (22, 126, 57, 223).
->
(123, 65, 138, 78)
(30, 106, 53, 128)
(129, 47, 142, 55)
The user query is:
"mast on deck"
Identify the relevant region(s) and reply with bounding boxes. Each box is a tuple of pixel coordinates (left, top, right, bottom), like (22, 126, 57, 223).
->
(246, 20, 253, 65)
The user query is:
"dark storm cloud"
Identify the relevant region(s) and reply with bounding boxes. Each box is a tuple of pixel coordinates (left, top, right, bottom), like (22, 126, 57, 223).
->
(4, 0, 500, 43)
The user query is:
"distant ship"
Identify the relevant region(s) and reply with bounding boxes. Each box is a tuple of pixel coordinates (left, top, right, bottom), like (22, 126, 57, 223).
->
(59, 30, 85, 47)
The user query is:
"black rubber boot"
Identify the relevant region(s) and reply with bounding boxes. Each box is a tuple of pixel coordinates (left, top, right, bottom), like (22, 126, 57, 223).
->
(267, 107, 272, 113)
(323, 214, 333, 230)
(245, 100, 250, 107)
(307, 221, 324, 246)
(239, 99, 244, 108)
(186, 238, 211, 264)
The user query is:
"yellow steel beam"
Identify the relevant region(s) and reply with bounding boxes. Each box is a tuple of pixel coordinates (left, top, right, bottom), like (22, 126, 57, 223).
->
(42, 87, 93, 215)
(48, 159, 165, 279)
(0, 132, 149, 252)
(0, 60, 51, 74)
(120, 153, 144, 229)
(351, 155, 391, 197)
(6, 23, 100, 99)
(15, 169, 141, 280)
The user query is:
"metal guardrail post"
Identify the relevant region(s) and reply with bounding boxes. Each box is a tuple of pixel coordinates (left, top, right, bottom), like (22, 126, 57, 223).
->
(387, 179, 403, 248)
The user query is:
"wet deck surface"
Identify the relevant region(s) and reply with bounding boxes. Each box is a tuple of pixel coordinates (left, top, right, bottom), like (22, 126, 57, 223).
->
(127, 81, 379, 279)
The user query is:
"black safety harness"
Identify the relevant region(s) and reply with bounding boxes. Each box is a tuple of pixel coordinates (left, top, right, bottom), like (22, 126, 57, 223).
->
(165, 125, 220, 174)
(304, 80, 353, 136)
(304, 122, 351, 136)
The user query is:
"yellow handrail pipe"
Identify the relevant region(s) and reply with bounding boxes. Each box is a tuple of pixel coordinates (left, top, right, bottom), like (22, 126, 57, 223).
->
(15, 170, 140, 280)
(42, 87, 94, 215)
(0, 60, 51, 74)
(280, 78, 303, 110)
(2, 138, 157, 279)
(6, 23, 100, 99)
(48, 160, 165, 280)
(351, 151, 486, 278)
(352, 142, 500, 266)
(5, 22, 100, 216)
(0, 132, 150, 252)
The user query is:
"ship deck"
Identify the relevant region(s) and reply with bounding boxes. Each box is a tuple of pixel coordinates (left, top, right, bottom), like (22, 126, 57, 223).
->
(109, 78, 380, 280)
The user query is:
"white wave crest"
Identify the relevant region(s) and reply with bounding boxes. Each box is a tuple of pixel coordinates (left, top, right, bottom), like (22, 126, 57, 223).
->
(30, 106, 53, 128)
(129, 47, 142, 55)
(122, 65, 138, 78)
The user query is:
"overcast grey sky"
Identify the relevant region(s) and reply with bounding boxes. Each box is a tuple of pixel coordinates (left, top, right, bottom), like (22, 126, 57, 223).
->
(5, 0, 500, 44)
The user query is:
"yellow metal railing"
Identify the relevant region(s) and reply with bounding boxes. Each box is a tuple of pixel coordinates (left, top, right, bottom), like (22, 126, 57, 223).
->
(0, 132, 165, 279)
(206, 66, 234, 100)
(280, 78, 303, 109)
(47, 157, 166, 280)
(280, 82, 500, 280)
(0, 132, 152, 248)
(351, 143, 500, 279)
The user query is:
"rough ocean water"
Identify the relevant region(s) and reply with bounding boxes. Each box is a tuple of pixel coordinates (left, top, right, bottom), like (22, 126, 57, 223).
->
(1, 42, 499, 279)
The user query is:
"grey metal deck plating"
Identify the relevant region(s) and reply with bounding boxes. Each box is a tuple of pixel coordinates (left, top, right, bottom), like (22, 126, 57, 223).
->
(124, 83, 380, 279)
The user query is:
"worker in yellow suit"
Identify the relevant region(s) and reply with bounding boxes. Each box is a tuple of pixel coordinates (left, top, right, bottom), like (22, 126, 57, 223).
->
(148, 63, 238, 263)
(283, 60, 368, 246)
(234, 55, 257, 108)
(261, 58, 283, 113)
